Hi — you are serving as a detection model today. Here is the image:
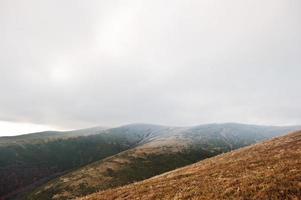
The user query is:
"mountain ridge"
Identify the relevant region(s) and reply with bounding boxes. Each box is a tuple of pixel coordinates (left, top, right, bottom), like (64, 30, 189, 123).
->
(79, 130, 301, 200)
(24, 123, 301, 200)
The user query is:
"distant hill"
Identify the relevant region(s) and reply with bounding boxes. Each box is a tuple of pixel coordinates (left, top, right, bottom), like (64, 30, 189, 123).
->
(0, 126, 107, 146)
(80, 130, 301, 200)
(0, 126, 149, 199)
(24, 123, 300, 200)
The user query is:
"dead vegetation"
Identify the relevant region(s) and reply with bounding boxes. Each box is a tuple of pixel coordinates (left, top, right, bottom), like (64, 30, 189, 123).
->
(27, 140, 192, 200)
(80, 131, 301, 200)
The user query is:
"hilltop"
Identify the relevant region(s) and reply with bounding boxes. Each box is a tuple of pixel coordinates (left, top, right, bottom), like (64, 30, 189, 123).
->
(0, 126, 107, 146)
(80, 130, 301, 200)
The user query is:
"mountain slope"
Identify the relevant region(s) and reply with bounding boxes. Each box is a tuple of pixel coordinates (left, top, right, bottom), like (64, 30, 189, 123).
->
(0, 125, 162, 199)
(26, 123, 300, 200)
(81, 130, 301, 200)
(0, 127, 107, 147)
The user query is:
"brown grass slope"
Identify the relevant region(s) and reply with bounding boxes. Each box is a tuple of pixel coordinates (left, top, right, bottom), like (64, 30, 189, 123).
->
(27, 138, 190, 200)
(81, 130, 301, 200)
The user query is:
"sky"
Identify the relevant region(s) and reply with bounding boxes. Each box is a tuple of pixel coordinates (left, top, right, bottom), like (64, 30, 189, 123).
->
(0, 0, 301, 136)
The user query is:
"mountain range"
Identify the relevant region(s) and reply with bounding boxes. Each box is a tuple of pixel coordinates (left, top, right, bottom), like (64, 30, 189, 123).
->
(81, 130, 301, 200)
(0, 123, 300, 199)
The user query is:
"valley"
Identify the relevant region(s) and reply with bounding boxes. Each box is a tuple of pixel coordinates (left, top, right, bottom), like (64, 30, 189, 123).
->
(0, 123, 298, 199)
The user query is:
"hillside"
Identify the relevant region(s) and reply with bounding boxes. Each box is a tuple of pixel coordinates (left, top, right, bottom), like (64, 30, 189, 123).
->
(80, 130, 301, 200)
(0, 127, 107, 146)
(0, 125, 159, 199)
(26, 123, 300, 200)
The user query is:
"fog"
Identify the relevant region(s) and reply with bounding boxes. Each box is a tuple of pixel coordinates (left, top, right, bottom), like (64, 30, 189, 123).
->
(0, 0, 300, 135)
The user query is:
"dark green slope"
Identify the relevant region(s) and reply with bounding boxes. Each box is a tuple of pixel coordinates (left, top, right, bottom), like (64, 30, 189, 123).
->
(0, 125, 164, 199)
(0, 126, 107, 147)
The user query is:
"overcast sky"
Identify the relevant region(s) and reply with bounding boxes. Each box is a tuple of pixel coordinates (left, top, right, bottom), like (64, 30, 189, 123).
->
(0, 0, 301, 136)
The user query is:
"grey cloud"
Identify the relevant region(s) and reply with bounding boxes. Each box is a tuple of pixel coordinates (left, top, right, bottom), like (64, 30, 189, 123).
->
(0, 0, 300, 130)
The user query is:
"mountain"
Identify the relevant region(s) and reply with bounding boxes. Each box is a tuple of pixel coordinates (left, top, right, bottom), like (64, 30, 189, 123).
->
(0, 126, 150, 199)
(80, 130, 301, 200)
(24, 123, 300, 200)
(0, 127, 107, 146)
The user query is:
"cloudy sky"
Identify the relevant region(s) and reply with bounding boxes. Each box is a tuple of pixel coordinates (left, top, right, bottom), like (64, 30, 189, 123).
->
(0, 0, 300, 135)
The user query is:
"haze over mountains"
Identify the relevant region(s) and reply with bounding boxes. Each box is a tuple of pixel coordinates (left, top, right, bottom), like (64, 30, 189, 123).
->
(0, 123, 300, 200)
(1, 0, 300, 200)
(1, 0, 301, 133)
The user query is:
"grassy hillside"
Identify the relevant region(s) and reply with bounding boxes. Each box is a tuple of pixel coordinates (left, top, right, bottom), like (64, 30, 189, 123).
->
(0, 125, 163, 199)
(26, 139, 211, 200)
(26, 124, 300, 200)
(0, 127, 107, 146)
(81, 130, 301, 200)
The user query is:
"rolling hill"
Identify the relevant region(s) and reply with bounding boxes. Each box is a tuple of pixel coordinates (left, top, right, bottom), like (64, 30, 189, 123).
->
(0, 125, 154, 199)
(80, 130, 301, 200)
(0, 127, 107, 146)
(25, 123, 300, 200)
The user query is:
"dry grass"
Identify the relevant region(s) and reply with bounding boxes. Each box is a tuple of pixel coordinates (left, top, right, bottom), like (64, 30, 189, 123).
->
(80, 131, 301, 200)
(29, 139, 189, 199)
